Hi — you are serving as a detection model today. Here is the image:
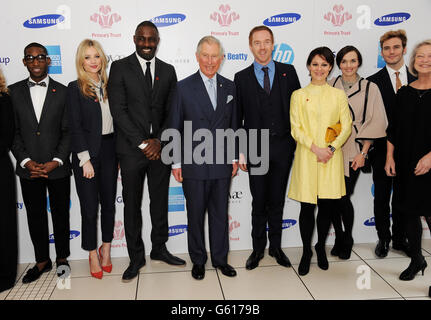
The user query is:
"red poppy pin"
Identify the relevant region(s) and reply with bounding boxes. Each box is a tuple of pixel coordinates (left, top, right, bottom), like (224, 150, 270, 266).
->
(155, 76, 159, 81)
(282, 73, 286, 77)
(52, 89, 56, 93)
(95, 99, 99, 102)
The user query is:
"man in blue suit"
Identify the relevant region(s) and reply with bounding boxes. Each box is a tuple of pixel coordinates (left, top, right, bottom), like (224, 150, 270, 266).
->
(169, 36, 239, 280)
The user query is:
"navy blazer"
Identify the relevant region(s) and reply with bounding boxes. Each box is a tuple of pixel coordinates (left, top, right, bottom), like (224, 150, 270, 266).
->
(367, 66, 416, 127)
(234, 61, 301, 153)
(169, 71, 238, 180)
(67, 80, 105, 158)
(10, 77, 70, 180)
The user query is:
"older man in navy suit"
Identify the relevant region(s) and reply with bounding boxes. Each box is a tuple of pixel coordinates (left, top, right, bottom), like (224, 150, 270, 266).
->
(169, 36, 239, 280)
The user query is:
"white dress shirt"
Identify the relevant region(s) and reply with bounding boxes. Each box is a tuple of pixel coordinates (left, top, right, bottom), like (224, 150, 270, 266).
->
(20, 76, 63, 168)
(135, 52, 156, 150)
(386, 63, 408, 93)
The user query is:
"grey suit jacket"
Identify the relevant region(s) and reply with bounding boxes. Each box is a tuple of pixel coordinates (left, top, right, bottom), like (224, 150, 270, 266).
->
(10, 77, 71, 179)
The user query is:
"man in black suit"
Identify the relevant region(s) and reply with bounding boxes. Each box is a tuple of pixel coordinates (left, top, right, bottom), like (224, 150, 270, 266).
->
(234, 26, 301, 270)
(107, 21, 185, 282)
(168, 35, 239, 280)
(367, 29, 416, 258)
(10, 42, 71, 283)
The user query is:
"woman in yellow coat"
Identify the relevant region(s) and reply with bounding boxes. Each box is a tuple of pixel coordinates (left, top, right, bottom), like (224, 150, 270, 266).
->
(288, 47, 352, 276)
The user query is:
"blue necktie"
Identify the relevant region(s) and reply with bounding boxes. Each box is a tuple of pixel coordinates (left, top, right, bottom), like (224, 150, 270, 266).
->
(208, 78, 216, 110)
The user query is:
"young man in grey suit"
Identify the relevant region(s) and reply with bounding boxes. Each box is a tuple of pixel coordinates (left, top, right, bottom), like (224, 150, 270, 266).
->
(108, 21, 185, 282)
(10, 43, 71, 284)
(169, 36, 239, 280)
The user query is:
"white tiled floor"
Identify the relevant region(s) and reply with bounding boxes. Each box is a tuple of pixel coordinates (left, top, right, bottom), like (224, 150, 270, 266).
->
(2, 240, 431, 300)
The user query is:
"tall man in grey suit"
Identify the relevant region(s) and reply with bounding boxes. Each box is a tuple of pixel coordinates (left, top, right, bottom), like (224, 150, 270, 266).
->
(108, 21, 185, 282)
(169, 36, 239, 280)
(10, 42, 71, 284)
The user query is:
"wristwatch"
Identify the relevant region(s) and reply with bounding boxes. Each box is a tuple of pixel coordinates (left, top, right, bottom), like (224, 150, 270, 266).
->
(360, 151, 368, 159)
(328, 145, 336, 153)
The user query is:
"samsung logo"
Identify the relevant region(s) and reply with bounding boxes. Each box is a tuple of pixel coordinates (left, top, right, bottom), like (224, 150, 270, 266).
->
(374, 13, 410, 26)
(49, 230, 80, 243)
(282, 219, 297, 229)
(168, 224, 188, 237)
(151, 14, 186, 27)
(23, 14, 65, 28)
(364, 217, 376, 226)
(263, 13, 301, 26)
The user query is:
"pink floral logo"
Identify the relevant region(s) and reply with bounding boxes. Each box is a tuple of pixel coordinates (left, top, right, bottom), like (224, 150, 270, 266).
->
(324, 4, 352, 26)
(113, 220, 125, 240)
(210, 4, 240, 27)
(90, 5, 121, 29)
(229, 215, 240, 241)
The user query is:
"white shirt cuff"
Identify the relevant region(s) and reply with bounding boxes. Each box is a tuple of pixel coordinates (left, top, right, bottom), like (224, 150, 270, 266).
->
(77, 151, 91, 167)
(172, 163, 181, 169)
(53, 158, 63, 166)
(138, 143, 148, 150)
(21, 158, 31, 169)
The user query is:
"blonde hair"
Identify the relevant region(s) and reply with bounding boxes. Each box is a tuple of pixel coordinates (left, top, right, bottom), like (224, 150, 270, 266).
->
(380, 29, 407, 49)
(75, 39, 108, 101)
(0, 67, 8, 95)
(409, 39, 431, 77)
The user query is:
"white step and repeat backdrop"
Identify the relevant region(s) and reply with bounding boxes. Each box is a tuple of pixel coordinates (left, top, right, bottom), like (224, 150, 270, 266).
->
(1, 0, 430, 263)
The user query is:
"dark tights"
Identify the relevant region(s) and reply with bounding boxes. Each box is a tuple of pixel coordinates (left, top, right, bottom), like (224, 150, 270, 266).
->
(405, 215, 424, 263)
(300, 199, 341, 253)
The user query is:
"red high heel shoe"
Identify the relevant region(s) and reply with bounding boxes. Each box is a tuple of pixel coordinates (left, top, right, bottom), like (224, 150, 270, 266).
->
(89, 255, 103, 279)
(99, 246, 113, 273)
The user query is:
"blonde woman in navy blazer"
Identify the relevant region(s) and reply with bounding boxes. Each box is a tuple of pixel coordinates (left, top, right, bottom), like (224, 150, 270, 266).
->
(67, 39, 117, 279)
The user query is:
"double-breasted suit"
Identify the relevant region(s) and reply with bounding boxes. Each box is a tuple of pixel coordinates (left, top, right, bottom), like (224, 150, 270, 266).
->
(169, 71, 238, 266)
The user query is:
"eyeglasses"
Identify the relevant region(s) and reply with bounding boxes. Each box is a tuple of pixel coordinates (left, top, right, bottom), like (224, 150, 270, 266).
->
(24, 54, 47, 63)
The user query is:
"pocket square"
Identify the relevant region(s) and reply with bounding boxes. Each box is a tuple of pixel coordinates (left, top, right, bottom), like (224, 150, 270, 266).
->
(226, 95, 233, 104)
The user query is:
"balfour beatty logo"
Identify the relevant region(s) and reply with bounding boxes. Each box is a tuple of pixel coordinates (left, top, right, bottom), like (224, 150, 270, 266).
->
(225, 53, 247, 61)
(374, 13, 411, 26)
(263, 13, 301, 26)
(23, 14, 65, 28)
(168, 224, 188, 236)
(151, 14, 186, 27)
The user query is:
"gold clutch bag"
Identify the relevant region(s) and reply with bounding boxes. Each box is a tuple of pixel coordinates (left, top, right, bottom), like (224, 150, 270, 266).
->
(325, 123, 341, 143)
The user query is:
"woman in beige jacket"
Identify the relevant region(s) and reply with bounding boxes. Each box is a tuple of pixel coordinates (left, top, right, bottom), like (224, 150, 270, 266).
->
(328, 46, 388, 260)
(288, 47, 352, 276)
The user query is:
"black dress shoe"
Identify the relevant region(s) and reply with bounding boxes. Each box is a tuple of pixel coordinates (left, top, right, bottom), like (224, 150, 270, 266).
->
(122, 259, 146, 282)
(150, 248, 186, 265)
(315, 243, 328, 270)
(22, 260, 52, 284)
(399, 258, 427, 281)
(269, 247, 291, 267)
(191, 264, 205, 280)
(375, 239, 390, 258)
(214, 264, 237, 277)
(392, 240, 411, 257)
(298, 250, 313, 276)
(56, 259, 70, 277)
(245, 251, 264, 270)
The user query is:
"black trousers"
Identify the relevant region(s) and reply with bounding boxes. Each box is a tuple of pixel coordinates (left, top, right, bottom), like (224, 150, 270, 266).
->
(20, 176, 70, 263)
(332, 164, 360, 239)
(0, 154, 17, 292)
(370, 139, 406, 243)
(248, 136, 293, 253)
(182, 178, 230, 266)
(72, 135, 118, 251)
(119, 154, 170, 265)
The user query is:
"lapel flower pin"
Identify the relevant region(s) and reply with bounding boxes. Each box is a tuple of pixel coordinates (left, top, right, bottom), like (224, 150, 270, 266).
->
(155, 76, 159, 81)
(282, 73, 286, 77)
(52, 88, 56, 93)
